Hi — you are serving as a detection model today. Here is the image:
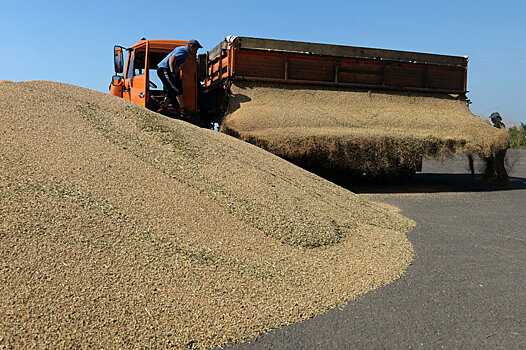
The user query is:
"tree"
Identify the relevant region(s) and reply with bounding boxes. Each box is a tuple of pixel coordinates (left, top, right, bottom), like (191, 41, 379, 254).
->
(508, 123, 526, 149)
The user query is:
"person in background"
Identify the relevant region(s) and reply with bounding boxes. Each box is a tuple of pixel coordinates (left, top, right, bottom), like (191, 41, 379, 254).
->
(483, 112, 509, 184)
(157, 39, 202, 118)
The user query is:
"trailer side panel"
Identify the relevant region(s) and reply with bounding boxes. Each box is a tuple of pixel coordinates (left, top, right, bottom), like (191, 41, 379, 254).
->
(205, 37, 468, 95)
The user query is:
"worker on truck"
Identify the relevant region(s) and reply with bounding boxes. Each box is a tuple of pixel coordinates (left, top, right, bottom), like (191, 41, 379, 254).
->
(157, 39, 202, 118)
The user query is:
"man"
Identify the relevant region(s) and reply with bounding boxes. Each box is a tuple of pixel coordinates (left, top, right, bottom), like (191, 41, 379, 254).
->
(483, 112, 509, 183)
(157, 39, 202, 118)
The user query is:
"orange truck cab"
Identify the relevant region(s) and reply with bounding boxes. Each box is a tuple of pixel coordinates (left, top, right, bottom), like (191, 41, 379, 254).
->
(110, 39, 201, 122)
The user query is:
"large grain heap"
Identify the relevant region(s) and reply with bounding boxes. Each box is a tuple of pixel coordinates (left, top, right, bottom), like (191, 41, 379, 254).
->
(1, 81, 414, 349)
(221, 82, 509, 179)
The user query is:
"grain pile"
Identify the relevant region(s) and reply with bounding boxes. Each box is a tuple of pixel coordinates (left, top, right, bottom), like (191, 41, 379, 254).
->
(1, 81, 414, 349)
(220, 82, 509, 178)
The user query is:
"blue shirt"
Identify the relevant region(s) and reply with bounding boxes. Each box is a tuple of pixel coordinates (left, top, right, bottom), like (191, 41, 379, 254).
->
(158, 46, 189, 69)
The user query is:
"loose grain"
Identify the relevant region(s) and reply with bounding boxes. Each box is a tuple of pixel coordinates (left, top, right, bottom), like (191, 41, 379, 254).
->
(1, 81, 414, 349)
(220, 82, 508, 177)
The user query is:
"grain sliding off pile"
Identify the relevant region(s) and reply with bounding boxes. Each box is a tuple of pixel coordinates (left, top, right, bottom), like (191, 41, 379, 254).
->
(221, 82, 509, 177)
(0, 81, 414, 349)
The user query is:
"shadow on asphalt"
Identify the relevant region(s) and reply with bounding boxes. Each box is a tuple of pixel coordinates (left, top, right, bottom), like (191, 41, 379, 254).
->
(349, 174, 526, 194)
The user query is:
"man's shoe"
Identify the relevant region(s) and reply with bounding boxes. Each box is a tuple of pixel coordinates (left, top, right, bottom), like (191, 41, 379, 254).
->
(180, 108, 191, 120)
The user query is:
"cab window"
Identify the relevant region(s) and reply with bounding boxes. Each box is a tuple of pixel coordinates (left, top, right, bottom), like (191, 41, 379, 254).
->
(133, 48, 146, 76)
(126, 50, 134, 79)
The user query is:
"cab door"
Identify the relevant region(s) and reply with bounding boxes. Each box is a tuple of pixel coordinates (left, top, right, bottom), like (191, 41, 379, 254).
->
(123, 46, 148, 107)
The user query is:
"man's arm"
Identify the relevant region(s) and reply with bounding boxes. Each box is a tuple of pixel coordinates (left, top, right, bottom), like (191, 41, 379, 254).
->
(168, 55, 179, 73)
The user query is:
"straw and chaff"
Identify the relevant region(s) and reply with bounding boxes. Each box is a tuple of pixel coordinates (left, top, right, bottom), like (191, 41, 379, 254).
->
(221, 82, 509, 181)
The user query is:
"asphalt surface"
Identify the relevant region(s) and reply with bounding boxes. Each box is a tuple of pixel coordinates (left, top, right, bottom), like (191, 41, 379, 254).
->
(228, 150, 526, 349)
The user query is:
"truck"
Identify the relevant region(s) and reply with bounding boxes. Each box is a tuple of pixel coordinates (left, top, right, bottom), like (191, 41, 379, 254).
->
(109, 36, 469, 129)
(109, 36, 481, 179)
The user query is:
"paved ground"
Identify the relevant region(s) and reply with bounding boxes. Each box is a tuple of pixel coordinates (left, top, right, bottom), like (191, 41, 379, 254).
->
(229, 150, 526, 349)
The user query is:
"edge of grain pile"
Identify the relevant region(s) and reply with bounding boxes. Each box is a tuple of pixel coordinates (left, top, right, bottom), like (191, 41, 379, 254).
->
(1, 81, 414, 349)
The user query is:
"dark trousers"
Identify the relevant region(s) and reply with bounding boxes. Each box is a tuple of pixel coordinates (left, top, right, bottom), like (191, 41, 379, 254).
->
(483, 149, 508, 180)
(495, 149, 508, 179)
(157, 68, 183, 99)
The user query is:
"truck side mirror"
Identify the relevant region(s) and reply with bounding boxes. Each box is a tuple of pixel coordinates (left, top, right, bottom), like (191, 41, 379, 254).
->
(114, 46, 124, 74)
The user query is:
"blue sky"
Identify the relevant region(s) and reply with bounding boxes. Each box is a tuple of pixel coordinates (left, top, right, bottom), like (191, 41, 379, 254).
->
(2, 0, 525, 124)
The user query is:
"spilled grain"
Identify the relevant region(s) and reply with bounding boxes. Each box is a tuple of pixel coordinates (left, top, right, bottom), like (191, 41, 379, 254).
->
(220, 82, 508, 177)
(1, 80, 414, 349)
